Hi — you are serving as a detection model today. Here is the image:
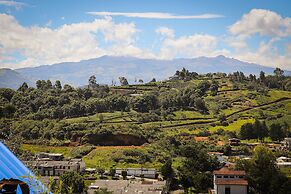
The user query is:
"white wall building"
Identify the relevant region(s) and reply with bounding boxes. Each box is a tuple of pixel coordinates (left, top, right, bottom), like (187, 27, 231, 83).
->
(213, 167, 248, 194)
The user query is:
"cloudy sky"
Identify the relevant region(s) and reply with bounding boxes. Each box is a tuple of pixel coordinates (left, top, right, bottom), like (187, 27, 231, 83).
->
(0, 0, 290, 70)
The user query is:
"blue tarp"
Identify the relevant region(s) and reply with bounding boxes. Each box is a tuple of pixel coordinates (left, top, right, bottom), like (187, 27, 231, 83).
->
(0, 141, 48, 193)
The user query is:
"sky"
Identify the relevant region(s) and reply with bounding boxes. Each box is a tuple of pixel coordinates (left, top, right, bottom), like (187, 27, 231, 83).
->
(0, 0, 291, 70)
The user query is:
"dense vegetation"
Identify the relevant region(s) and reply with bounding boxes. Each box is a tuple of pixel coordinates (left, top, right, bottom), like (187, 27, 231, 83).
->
(1, 67, 291, 193)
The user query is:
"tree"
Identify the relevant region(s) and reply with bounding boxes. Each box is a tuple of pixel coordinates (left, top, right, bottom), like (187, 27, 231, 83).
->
(54, 80, 62, 90)
(0, 88, 15, 102)
(18, 82, 28, 92)
(138, 79, 144, 84)
(109, 168, 116, 177)
(150, 78, 156, 82)
(36, 80, 43, 90)
(121, 170, 127, 180)
(253, 120, 268, 142)
(89, 75, 97, 88)
(269, 123, 287, 142)
(223, 144, 232, 156)
(240, 123, 255, 140)
(177, 143, 220, 192)
(59, 171, 85, 194)
(3, 104, 16, 118)
(119, 77, 129, 86)
(46, 80, 53, 89)
(160, 158, 174, 179)
(236, 146, 291, 194)
(274, 67, 284, 77)
(259, 71, 266, 84)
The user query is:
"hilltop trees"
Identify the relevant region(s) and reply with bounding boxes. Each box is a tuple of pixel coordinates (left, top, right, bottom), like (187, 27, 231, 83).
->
(89, 75, 97, 88)
(174, 68, 198, 80)
(54, 80, 62, 90)
(119, 77, 129, 86)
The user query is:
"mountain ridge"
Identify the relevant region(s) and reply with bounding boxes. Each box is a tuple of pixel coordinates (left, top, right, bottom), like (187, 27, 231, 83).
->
(0, 55, 290, 89)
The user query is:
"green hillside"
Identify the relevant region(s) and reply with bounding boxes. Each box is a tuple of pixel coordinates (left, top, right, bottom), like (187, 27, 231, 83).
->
(0, 68, 291, 170)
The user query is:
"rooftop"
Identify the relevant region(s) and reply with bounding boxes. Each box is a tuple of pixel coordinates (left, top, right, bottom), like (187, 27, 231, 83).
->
(215, 179, 248, 186)
(213, 167, 246, 176)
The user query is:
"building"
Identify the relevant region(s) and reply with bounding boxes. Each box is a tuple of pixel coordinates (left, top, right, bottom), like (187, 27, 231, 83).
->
(212, 167, 248, 194)
(37, 152, 64, 161)
(208, 152, 228, 164)
(277, 156, 291, 168)
(281, 138, 291, 151)
(115, 168, 158, 179)
(228, 138, 241, 146)
(25, 159, 85, 176)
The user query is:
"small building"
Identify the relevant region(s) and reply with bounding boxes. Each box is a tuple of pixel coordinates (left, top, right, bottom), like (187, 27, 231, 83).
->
(277, 156, 291, 168)
(229, 138, 241, 146)
(208, 152, 228, 164)
(115, 168, 158, 179)
(280, 138, 291, 151)
(212, 167, 248, 194)
(37, 152, 64, 161)
(25, 159, 85, 176)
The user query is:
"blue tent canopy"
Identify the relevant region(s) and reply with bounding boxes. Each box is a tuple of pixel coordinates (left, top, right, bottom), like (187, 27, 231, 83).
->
(0, 141, 48, 193)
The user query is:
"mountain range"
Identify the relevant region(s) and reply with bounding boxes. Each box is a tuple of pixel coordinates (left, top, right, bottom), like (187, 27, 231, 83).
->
(0, 55, 290, 89)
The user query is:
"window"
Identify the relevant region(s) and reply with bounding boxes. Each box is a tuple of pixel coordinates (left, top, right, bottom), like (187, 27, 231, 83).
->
(217, 175, 222, 178)
(224, 175, 229, 178)
(225, 187, 231, 194)
(230, 176, 234, 178)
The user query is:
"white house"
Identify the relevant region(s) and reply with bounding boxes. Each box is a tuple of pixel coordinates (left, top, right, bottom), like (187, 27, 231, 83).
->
(213, 167, 248, 194)
(115, 168, 157, 179)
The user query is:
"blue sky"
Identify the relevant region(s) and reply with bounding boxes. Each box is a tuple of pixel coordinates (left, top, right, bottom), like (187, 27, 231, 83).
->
(0, 0, 291, 70)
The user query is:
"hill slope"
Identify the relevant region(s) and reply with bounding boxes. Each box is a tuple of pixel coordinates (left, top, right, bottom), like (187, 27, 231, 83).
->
(0, 68, 32, 89)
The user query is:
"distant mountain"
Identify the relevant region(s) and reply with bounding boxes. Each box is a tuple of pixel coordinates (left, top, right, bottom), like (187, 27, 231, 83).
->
(0, 55, 290, 88)
(0, 68, 32, 89)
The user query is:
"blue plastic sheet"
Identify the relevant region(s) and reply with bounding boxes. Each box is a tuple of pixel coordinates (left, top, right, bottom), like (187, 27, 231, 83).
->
(0, 141, 48, 193)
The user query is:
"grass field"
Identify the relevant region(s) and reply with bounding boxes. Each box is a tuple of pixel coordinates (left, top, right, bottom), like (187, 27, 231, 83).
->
(83, 146, 162, 169)
(208, 118, 255, 132)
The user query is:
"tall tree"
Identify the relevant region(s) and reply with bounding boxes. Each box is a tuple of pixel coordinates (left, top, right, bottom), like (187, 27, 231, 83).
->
(54, 80, 62, 90)
(274, 67, 284, 77)
(119, 77, 129, 86)
(89, 75, 97, 88)
(259, 71, 266, 84)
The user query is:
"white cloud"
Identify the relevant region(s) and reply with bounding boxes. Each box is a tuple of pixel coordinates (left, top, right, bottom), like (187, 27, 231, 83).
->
(231, 38, 291, 70)
(0, 14, 144, 68)
(0, 0, 26, 9)
(158, 31, 227, 59)
(156, 27, 174, 38)
(229, 9, 291, 37)
(87, 11, 223, 19)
